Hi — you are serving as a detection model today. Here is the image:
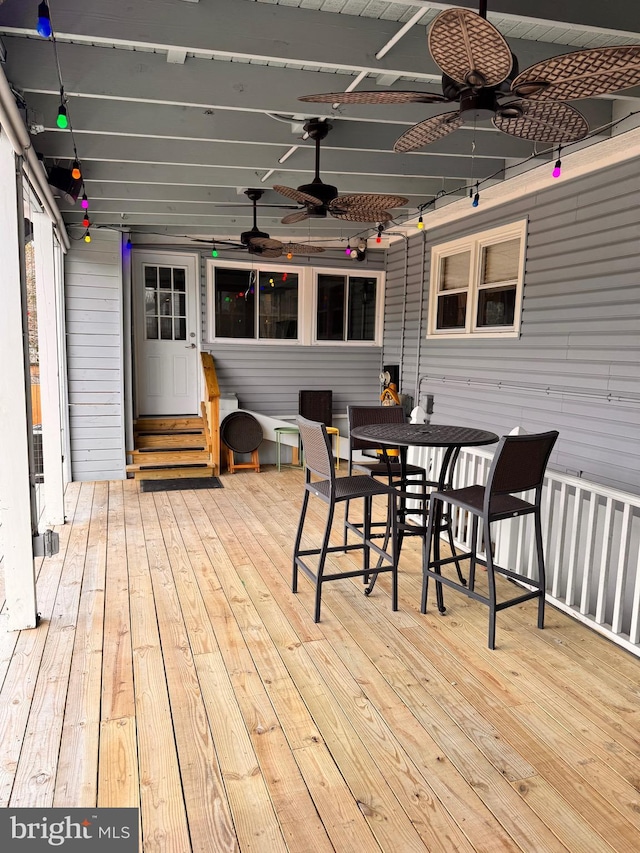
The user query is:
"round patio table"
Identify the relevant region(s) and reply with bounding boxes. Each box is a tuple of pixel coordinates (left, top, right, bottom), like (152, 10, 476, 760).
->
(350, 423, 498, 611)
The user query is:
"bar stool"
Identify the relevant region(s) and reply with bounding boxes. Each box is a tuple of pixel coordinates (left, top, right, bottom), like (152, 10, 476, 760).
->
(275, 426, 302, 471)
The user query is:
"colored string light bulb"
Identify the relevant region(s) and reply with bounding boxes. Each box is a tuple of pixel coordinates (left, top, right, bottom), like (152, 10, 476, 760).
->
(552, 159, 562, 178)
(286, 251, 293, 260)
(36, 2, 52, 38)
(126, 238, 132, 249)
(417, 214, 424, 230)
(82, 214, 90, 227)
(376, 224, 383, 244)
(81, 193, 89, 210)
(56, 104, 69, 129)
(71, 160, 81, 180)
(345, 243, 351, 256)
(212, 246, 218, 258)
(84, 230, 91, 243)
(472, 192, 479, 207)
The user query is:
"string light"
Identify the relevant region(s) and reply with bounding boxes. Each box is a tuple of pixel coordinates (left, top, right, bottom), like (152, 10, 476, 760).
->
(81, 193, 89, 210)
(345, 242, 352, 256)
(376, 224, 383, 244)
(286, 251, 293, 260)
(211, 243, 218, 258)
(83, 230, 91, 243)
(82, 213, 90, 228)
(71, 160, 81, 180)
(417, 214, 424, 230)
(36, 2, 52, 38)
(126, 238, 132, 249)
(56, 102, 68, 130)
(552, 145, 562, 178)
(472, 182, 480, 207)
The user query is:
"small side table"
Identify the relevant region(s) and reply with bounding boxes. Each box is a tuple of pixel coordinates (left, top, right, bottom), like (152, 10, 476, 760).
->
(275, 426, 302, 471)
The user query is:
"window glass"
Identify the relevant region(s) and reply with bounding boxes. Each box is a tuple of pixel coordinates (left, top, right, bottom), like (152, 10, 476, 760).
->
(437, 292, 467, 329)
(214, 268, 254, 339)
(347, 277, 377, 341)
(259, 271, 298, 339)
(317, 274, 345, 341)
(476, 285, 516, 327)
(482, 239, 520, 284)
(143, 264, 188, 340)
(440, 251, 470, 291)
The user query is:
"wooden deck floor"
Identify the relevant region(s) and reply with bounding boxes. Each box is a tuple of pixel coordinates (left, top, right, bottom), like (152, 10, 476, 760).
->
(1, 470, 639, 852)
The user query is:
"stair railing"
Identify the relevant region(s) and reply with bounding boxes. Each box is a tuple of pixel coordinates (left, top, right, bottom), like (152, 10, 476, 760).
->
(200, 352, 221, 474)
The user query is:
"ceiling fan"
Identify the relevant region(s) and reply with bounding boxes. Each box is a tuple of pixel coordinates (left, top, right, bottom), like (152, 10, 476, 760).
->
(273, 118, 408, 224)
(299, 1, 640, 153)
(215, 189, 325, 258)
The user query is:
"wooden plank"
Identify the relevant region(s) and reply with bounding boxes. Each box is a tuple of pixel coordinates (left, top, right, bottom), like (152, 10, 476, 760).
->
(137, 492, 237, 852)
(130, 450, 210, 465)
(98, 717, 139, 809)
(135, 417, 204, 432)
(135, 433, 206, 449)
(129, 465, 216, 479)
(54, 480, 109, 806)
(10, 482, 96, 807)
(122, 486, 192, 851)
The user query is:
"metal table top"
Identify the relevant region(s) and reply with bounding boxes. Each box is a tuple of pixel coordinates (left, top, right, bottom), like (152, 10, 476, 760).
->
(350, 423, 499, 449)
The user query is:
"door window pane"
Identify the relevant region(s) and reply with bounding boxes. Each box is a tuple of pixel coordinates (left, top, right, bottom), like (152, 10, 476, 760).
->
(173, 268, 186, 291)
(145, 289, 157, 315)
(146, 317, 158, 339)
(159, 267, 172, 288)
(160, 317, 173, 340)
(174, 317, 186, 340)
(159, 291, 173, 316)
(143, 264, 189, 341)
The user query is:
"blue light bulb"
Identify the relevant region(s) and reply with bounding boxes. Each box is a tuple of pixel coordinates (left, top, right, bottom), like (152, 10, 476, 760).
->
(36, 2, 52, 38)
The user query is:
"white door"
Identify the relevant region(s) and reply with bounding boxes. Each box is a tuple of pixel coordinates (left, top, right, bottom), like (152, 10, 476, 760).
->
(133, 252, 199, 416)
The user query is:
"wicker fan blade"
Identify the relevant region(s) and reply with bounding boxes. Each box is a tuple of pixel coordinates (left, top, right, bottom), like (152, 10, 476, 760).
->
(248, 236, 284, 251)
(281, 210, 311, 225)
(281, 242, 325, 255)
(330, 194, 409, 213)
(259, 247, 284, 259)
(394, 112, 464, 153)
(273, 185, 323, 207)
(299, 90, 447, 105)
(512, 45, 640, 101)
(428, 9, 513, 88)
(331, 208, 394, 223)
(493, 99, 588, 143)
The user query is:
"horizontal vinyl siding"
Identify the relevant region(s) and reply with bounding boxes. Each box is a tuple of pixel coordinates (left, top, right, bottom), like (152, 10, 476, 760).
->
(65, 231, 125, 481)
(384, 160, 640, 494)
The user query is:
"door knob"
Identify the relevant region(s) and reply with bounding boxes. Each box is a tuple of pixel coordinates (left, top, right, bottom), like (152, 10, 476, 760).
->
(185, 343, 196, 349)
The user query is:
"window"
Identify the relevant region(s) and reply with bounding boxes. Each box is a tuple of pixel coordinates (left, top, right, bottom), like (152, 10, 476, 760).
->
(316, 273, 379, 343)
(144, 265, 187, 340)
(428, 219, 527, 338)
(212, 265, 300, 341)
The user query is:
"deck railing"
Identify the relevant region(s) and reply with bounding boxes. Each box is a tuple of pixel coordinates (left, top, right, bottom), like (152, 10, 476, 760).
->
(407, 443, 640, 657)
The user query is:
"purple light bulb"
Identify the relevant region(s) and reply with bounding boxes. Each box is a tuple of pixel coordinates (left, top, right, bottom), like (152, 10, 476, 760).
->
(552, 160, 561, 179)
(81, 193, 89, 209)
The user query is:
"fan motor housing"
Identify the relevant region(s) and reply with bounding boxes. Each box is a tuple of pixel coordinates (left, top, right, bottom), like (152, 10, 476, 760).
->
(459, 87, 498, 122)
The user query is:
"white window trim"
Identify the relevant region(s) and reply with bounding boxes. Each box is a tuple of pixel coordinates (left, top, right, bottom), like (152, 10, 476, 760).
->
(312, 267, 385, 347)
(427, 219, 527, 340)
(206, 259, 385, 347)
(206, 257, 309, 345)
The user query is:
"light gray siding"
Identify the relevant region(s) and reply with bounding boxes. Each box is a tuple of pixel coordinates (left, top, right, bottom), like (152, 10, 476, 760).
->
(65, 230, 126, 480)
(384, 160, 640, 495)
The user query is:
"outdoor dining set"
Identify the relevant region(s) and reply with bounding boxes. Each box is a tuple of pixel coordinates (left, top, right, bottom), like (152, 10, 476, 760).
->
(292, 405, 558, 650)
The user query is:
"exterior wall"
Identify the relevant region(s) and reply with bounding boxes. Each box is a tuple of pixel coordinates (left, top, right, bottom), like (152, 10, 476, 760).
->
(199, 248, 387, 419)
(384, 160, 640, 495)
(65, 230, 126, 480)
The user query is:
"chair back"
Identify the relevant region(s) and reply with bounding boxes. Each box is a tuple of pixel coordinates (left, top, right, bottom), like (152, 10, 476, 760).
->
(297, 416, 335, 481)
(486, 430, 559, 507)
(299, 389, 332, 427)
(347, 405, 406, 452)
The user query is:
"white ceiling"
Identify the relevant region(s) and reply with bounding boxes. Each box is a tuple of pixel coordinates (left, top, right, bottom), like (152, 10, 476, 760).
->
(1, 0, 640, 248)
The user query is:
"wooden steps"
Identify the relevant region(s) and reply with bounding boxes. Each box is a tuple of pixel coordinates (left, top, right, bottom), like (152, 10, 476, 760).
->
(128, 416, 216, 480)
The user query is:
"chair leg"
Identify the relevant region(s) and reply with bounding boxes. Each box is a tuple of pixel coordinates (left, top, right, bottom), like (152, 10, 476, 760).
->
(468, 515, 479, 591)
(445, 517, 467, 586)
(420, 497, 437, 613)
(292, 490, 310, 593)
(484, 518, 497, 650)
(391, 494, 399, 611)
(314, 502, 335, 623)
(362, 495, 372, 579)
(534, 510, 546, 630)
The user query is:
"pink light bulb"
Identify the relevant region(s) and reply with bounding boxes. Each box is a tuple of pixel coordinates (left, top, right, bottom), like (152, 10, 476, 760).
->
(81, 193, 89, 209)
(552, 160, 561, 179)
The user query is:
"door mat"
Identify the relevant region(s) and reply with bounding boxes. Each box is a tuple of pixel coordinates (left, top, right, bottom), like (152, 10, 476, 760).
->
(140, 477, 223, 493)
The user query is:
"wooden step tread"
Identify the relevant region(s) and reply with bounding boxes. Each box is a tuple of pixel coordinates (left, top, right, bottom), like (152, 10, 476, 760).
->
(135, 433, 206, 449)
(130, 450, 210, 465)
(134, 417, 204, 433)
